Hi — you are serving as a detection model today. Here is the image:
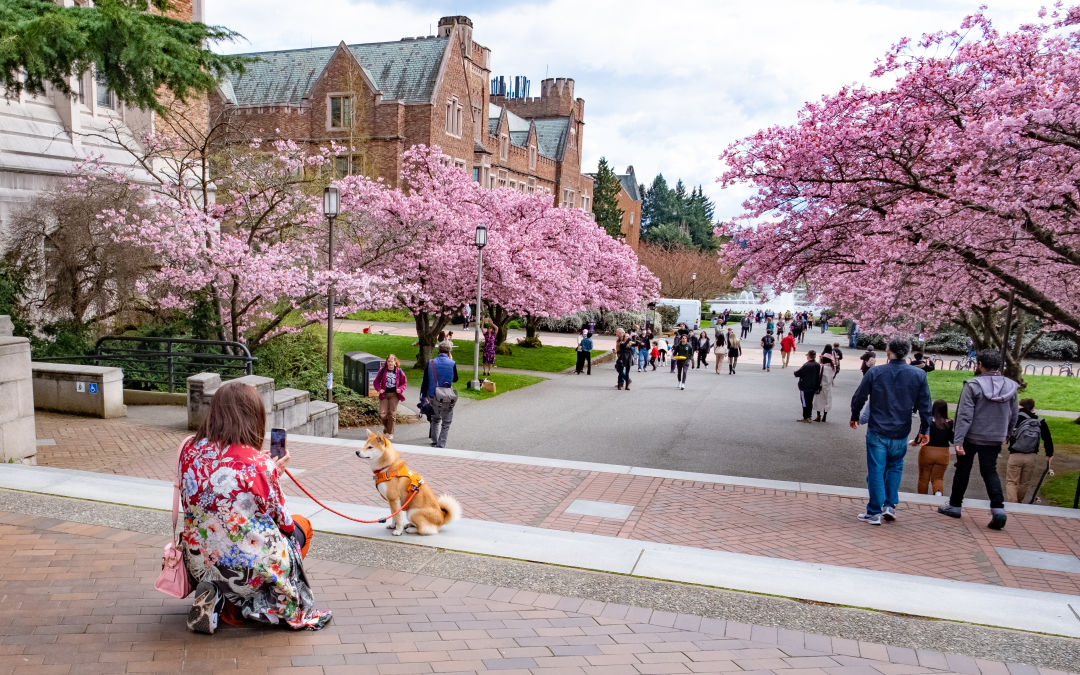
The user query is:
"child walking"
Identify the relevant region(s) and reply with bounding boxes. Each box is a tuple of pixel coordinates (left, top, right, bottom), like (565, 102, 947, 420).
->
(649, 342, 660, 371)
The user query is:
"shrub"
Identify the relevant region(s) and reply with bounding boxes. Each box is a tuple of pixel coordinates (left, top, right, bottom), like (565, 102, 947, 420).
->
(254, 330, 327, 395)
(656, 305, 679, 331)
(538, 309, 648, 334)
(507, 319, 522, 330)
(517, 336, 542, 348)
(495, 342, 513, 356)
(333, 385, 380, 428)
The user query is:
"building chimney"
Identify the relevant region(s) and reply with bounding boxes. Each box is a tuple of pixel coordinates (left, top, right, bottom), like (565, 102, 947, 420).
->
(437, 15, 473, 43)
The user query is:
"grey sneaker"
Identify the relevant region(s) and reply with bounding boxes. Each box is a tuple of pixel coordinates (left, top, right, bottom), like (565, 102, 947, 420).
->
(988, 508, 1007, 530)
(187, 581, 223, 635)
(857, 512, 882, 525)
(938, 504, 962, 518)
(882, 506, 896, 522)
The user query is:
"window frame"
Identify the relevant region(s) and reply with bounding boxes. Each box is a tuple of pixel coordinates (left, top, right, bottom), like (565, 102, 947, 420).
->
(327, 94, 353, 130)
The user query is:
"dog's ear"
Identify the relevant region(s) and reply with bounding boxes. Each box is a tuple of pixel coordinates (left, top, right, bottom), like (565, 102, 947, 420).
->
(374, 431, 389, 446)
(365, 429, 378, 443)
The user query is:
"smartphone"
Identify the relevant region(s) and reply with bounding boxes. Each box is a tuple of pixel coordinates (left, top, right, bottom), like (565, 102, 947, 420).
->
(270, 428, 287, 460)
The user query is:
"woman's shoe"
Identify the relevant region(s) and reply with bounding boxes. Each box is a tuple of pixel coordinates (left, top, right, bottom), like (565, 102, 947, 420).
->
(187, 581, 224, 635)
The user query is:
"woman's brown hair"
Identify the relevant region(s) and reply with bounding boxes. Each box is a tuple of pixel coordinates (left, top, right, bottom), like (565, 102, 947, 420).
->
(193, 381, 266, 449)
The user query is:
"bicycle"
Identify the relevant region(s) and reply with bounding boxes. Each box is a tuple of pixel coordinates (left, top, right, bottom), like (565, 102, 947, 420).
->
(956, 355, 976, 370)
(1059, 360, 1074, 377)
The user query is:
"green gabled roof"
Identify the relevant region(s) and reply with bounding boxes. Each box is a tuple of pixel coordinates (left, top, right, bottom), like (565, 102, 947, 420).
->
(223, 37, 449, 106)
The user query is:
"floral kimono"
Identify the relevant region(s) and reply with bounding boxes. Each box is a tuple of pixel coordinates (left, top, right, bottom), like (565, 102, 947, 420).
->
(179, 438, 330, 630)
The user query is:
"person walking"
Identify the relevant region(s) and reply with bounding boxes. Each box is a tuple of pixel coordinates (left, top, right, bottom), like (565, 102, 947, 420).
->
(481, 322, 497, 377)
(372, 354, 407, 439)
(696, 330, 711, 368)
(760, 329, 776, 372)
(614, 329, 634, 390)
(859, 347, 877, 376)
(726, 329, 742, 374)
(849, 320, 859, 349)
(794, 350, 822, 422)
(575, 329, 593, 375)
(1005, 398, 1055, 503)
(740, 315, 750, 339)
(915, 399, 953, 496)
(937, 350, 1017, 528)
(179, 382, 332, 634)
(833, 342, 844, 372)
(422, 343, 459, 448)
(649, 341, 660, 370)
(672, 334, 693, 389)
(657, 336, 669, 365)
(849, 335, 932, 525)
(688, 330, 700, 369)
(779, 331, 796, 368)
(713, 329, 726, 374)
(462, 303, 471, 330)
(814, 344, 837, 422)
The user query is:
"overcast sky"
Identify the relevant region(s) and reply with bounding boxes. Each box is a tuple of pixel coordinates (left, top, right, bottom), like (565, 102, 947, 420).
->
(206, 0, 1038, 222)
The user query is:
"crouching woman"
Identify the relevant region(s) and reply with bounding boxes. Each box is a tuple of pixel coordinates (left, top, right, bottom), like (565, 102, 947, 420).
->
(180, 381, 332, 634)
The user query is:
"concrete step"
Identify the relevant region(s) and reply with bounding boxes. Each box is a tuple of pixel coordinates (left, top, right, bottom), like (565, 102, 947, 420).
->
(272, 387, 310, 431)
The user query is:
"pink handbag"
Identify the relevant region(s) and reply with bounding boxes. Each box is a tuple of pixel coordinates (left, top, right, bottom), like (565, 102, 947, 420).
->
(155, 437, 194, 598)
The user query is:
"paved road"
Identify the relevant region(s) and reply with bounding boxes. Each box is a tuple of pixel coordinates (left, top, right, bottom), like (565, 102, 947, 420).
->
(370, 326, 994, 499)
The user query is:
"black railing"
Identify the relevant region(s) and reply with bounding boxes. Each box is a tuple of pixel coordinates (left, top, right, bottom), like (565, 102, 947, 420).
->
(47, 337, 255, 393)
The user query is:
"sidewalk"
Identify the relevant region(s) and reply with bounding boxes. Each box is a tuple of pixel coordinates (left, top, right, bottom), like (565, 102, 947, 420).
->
(27, 413, 1080, 631)
(4, 497, 1073, 674)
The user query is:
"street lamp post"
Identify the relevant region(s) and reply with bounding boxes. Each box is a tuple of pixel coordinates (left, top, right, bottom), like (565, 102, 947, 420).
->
(691, 272, 697, 299)
(323, 186, 339, 403)
(470, 224, 488, 390)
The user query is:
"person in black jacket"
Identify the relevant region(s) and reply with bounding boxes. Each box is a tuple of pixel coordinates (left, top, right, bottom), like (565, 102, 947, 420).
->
(671, 335, 694, 389)
(793, 350, 822, 423)
(1005, 398, 1055, 503)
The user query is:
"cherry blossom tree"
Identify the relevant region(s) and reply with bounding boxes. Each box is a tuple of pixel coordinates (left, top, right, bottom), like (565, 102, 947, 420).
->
(337, 145, 658, 364)
(102, 139, 383, 348)
(718, 5, 1080, 361)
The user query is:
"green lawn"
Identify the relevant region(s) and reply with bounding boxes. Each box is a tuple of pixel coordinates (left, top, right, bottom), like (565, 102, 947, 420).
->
(345, 308, 413, 322)
(927, 371, 1080, 412)
(333, 332, 603, 373)
(454, 372, 545, 400)
(1046, 416, 1080, 446)
(1036, 471, 1080, 507)
(829, 326, 847, 335)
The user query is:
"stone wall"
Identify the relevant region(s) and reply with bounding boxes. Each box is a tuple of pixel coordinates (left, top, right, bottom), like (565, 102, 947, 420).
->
(0, 337, 36, 464)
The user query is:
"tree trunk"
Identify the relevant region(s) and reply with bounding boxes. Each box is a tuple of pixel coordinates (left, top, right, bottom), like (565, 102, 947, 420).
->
(488, 304, 512, 346)
(413, 312, 448, 371)
(525, 314, 543, 344)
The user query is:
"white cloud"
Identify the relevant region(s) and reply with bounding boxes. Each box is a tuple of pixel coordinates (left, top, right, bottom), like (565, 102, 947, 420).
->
(206, 0, 1038, 221)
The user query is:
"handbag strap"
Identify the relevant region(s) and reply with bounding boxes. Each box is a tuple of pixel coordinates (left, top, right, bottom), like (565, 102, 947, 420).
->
(171, 435, 195, 536)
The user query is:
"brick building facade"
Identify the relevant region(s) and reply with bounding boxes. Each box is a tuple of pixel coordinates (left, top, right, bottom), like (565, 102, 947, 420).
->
(209, 16, 593, 210)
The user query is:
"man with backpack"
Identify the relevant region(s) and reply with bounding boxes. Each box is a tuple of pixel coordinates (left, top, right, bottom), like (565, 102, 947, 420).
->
(1005, 398, 1055, 503)
(760, 330, 776, 372)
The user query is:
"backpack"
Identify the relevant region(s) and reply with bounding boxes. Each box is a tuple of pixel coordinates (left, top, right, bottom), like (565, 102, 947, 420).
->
(762, 335, 775, 350)
(1010, 416, 1042, 453)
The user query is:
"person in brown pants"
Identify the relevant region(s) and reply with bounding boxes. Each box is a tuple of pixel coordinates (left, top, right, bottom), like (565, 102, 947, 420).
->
(1005, 398, 1054, 503)
(916, 399, 953, 495)
(372, 354, 407, 439)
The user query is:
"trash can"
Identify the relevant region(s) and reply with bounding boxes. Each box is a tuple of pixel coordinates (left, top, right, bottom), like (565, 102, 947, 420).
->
(343, 351, 383, 396)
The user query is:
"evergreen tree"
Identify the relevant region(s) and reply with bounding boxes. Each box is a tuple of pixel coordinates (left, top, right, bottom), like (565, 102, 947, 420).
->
(591, 157, 625, 239)
(640, 174, 719, 252)
(0, 0, 249, 114)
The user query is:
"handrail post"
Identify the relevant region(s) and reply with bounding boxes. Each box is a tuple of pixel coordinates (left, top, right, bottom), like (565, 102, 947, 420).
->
(167, 340, 175, 393)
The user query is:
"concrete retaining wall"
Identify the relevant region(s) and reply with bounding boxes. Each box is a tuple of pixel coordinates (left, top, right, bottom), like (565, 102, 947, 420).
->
(0, 337, 35, 464)
(32, 362, 126, 419)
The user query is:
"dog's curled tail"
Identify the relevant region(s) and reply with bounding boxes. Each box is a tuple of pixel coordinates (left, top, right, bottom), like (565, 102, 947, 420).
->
(437, 494, 462, 525)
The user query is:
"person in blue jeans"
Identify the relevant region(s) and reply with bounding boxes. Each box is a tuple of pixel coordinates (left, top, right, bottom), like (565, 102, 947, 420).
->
(760, 330, 776, 372)
(849, 335, 932, 525)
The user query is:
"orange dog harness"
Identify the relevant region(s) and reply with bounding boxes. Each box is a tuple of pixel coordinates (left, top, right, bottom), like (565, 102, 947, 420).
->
(373, 462, 424, 492)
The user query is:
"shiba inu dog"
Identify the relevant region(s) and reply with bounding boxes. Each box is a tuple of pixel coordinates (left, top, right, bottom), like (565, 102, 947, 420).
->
(355, 430, 461, 535)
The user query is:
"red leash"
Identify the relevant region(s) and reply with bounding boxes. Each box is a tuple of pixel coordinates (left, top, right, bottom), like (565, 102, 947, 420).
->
(283, 467, 419, 524)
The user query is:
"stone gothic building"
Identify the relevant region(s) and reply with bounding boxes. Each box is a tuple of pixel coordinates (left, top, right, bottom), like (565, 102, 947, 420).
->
(209, 16, 594, 210)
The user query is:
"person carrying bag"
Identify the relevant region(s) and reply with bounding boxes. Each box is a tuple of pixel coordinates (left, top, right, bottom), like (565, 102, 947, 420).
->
(423, 343, 459, 448)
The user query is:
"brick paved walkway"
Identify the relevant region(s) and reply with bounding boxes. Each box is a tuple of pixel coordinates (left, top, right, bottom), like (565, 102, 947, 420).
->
(32, 413, 1080, 597)
(0, 509, 1063, 675)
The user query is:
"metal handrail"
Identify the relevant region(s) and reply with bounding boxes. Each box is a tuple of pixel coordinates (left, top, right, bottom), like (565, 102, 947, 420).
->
(47, 336, 256, 393)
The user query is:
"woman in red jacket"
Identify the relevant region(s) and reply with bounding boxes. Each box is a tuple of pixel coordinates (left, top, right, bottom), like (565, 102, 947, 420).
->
(780, 331, 797, 368)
